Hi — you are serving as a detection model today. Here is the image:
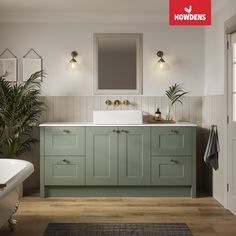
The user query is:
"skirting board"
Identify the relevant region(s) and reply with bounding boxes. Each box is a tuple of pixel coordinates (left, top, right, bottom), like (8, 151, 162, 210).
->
(41, 186, 195, 198)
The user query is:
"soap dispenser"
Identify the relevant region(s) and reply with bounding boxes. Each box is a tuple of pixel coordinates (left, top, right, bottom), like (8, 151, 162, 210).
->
(155, 108, 161, 121)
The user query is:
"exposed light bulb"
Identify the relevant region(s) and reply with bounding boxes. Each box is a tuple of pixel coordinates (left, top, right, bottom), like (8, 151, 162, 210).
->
(66, 51, 79, 71)
(71, 62, 76, 69)
(156, 50, 167, 72)
(160, 62, 164, 70)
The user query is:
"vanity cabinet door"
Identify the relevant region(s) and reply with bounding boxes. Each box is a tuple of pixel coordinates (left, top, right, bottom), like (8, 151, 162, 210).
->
(44, 127, 85, 156)
(118, 127, 150, 185)
(151, 127, 192, 156)
(151, 157, 191, 186)
(45, 156, 85, 185)
(86, 127, 118, 185)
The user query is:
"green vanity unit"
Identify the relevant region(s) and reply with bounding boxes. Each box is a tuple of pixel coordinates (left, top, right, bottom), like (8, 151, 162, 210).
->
(40, 123, 196, 198)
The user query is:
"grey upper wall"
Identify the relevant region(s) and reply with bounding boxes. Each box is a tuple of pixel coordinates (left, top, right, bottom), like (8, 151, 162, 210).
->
(1, 1, 235, 97)
(0, 22, 204, 96)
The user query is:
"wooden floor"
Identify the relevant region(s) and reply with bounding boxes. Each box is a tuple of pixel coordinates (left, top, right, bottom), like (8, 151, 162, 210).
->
(0, 195, 236, 236)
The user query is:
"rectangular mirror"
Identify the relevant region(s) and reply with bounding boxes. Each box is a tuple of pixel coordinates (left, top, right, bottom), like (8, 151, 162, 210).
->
(94, 33, 143, 95)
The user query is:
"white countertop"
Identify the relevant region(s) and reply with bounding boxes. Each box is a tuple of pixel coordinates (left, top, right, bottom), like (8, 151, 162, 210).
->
(39, 122, 197, 127)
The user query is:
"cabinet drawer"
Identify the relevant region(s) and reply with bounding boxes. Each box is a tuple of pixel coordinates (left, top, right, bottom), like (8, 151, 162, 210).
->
(45, 156, 85, 185)
(44, 127, 85, 155)
(151, 127, 192, 156)
(151, 157, 191, 186)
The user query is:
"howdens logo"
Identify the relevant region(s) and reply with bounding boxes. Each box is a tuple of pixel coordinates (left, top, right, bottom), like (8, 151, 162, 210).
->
(169, 0, 211, 26)
(174, 14, 206, 21)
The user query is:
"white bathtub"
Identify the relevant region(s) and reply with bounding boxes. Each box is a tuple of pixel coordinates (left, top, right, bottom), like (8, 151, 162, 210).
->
(0, 159, 34, 230)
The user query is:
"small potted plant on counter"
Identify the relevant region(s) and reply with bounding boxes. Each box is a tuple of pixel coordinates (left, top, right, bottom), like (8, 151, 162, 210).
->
(0, 71, 45, 159)
(165, 83, 188, 121)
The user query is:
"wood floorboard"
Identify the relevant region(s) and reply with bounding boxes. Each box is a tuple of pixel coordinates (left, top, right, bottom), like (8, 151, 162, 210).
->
(0, 195, 236, 236)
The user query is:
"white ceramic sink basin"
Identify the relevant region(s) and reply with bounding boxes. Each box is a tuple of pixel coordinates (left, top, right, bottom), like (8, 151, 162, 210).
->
(93, 110, 143, 124)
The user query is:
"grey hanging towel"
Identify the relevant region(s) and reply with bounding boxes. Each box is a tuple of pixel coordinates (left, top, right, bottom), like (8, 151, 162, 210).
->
(204, 126, 220, 170)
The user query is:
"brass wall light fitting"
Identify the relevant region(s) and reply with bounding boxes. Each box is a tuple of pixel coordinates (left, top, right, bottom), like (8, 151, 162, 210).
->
(66, 51, 79, 71)
(157, 50, 165, 70)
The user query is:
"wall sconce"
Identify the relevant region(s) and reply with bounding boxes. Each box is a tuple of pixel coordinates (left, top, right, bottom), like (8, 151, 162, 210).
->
(156, 50, 166, 70)
(66, 51, 79, 71)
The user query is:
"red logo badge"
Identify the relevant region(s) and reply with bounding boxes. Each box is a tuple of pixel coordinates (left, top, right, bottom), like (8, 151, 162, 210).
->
(169, 0, 211, 25)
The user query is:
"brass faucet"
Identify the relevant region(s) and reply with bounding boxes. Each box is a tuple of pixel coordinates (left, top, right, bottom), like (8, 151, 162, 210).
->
(105, 99, 130, 107)
(105, 100, 113, 106)
(114, 100, 122, 106)
(123, 100, 130, 106)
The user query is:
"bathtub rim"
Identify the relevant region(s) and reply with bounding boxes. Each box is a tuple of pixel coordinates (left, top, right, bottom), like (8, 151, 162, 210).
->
(0, 159, 33, 186)
(0, 159, 34, 198)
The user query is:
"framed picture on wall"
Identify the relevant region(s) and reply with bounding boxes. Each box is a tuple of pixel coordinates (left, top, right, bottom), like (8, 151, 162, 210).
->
(23, 58, 42, 82)
(0, 58, 17, 82)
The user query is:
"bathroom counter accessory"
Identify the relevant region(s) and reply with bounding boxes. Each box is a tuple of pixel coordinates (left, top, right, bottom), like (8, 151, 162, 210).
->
(147, 119, 176, 124)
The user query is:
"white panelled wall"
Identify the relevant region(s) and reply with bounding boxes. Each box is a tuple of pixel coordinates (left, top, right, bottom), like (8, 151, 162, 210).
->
(202, 96, 226, 205)
(204, 0, 236, 207)
(40, 96, 202, 125)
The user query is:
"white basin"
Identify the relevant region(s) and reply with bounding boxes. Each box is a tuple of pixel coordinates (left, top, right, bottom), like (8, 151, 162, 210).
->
(93, 110, 143, 124)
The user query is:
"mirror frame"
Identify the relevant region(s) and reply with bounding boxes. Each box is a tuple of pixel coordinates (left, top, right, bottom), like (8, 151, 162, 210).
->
(93, 33, 143, 95)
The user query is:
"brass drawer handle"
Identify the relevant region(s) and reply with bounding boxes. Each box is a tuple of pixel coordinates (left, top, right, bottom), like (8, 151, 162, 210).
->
(63, 129, 70, 134)
(171, 159, 179, 164)
(62, 159, 70, 164)
(112, 129, 120, 134)
(171, 129, 179, 134)
(121, 129, 129, 134)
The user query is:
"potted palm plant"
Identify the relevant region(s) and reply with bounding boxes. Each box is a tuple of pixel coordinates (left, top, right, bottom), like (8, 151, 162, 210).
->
(0, 71, 44, 159)
(165, 83, 188, 121)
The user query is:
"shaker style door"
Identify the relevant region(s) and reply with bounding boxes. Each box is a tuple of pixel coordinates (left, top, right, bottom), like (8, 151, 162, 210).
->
(118, 127, 150, 185)
(86, 127, 118, 185)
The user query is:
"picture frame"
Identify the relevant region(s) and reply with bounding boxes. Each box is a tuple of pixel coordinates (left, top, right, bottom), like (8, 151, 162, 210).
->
(0, 58, 17, 82)
(23, 58, 42, 82)
(23, 49, 43, 82)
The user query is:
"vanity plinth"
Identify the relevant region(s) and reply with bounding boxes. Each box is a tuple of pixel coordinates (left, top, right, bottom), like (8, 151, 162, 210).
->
(40, 123, 196, 198)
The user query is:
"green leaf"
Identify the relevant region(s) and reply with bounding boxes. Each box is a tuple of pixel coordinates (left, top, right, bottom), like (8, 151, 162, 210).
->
(0, 71, 45, 158)
(165, 83, 189, 107)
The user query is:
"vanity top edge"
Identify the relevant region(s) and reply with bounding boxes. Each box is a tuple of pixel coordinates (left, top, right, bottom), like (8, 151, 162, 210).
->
(39, 122, 197, 127)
